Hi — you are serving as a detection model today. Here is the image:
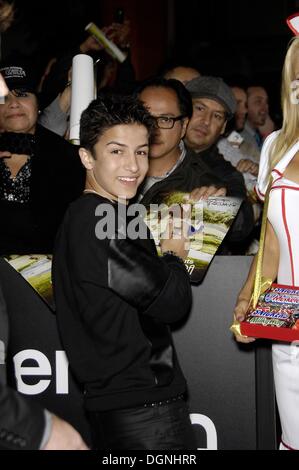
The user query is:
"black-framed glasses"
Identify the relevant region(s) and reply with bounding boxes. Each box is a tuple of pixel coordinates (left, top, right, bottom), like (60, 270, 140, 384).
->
(153, 115, 186, 129)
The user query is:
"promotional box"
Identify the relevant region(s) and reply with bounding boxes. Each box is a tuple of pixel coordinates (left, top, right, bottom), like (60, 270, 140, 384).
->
(241, 283, 299, 342)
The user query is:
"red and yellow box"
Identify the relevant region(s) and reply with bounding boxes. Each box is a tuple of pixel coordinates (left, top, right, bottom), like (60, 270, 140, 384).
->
(241, 283, 299, 342)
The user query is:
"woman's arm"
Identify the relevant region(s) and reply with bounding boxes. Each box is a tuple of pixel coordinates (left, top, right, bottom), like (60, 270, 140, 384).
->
(233, 220, 279, 343)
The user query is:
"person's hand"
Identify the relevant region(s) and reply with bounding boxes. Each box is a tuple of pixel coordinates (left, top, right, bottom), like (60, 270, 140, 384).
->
(236, 159, 259, 176)
(160, 206, 191, 259)
(80, 20, 130, 54)
(233, 297, 256, 343)
(188, 185, 227, 201)
(160, 212, 190, 260)
(80, 35, 104, 53)
(105, 20, 131, 49)
(43, 414, 89, 450)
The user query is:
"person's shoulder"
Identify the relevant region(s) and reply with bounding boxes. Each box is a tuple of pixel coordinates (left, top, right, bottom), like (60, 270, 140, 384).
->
(68, 193, 102, 215)
(36, 123, 64, 142)
(67, 194, 115, 226)
(186, 144, 218, 162)
(59, 195, 98, 239)
(259, 130, 281, 167)
(202, 143, 224, 161)
(36, 124, 77, 152)
(255, 131, 281, 200)
(263, 129, 281, 148)
(60, 194, 113, 251)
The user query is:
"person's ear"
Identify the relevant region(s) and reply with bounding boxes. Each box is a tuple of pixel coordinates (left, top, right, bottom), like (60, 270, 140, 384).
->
(79, 147, 95, 170)
(180, 117, 189, 139)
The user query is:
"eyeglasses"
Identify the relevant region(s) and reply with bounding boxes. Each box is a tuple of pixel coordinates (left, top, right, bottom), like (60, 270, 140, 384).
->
(153, 115, 186, 129)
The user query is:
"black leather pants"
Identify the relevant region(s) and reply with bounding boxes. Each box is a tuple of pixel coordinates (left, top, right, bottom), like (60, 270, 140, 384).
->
(88, 398, 197, 450)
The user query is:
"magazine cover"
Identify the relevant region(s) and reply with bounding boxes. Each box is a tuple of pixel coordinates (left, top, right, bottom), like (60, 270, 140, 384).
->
(144, 192, 242, 284)
(4, 254, 54, 310)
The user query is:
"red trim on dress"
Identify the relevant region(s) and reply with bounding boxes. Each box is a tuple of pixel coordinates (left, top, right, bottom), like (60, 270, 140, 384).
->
(271, 185, 299, 191)
(281, 438, 298, 450)
(254, 171, 283, 201)
(281, 189, 295, 286)
(271, 281, 299, 289)
(286, 12, 299, 36)
(254, 185, 265, 201)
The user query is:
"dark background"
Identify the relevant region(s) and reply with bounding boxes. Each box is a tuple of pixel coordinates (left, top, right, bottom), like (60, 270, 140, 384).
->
(2, 0, 299, 122)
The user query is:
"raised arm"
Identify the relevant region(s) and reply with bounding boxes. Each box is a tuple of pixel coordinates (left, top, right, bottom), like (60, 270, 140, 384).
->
(233, 220, 279, 343)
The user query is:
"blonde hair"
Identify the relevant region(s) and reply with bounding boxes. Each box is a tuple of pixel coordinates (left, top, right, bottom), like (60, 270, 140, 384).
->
(269, 37, 299, 173)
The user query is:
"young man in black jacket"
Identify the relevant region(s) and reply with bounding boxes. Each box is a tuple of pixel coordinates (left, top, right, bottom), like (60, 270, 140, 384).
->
(53, 94, 197, 450)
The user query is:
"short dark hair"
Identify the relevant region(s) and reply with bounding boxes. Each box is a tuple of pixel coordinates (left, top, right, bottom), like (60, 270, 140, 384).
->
(135, 77, 193, 119)
(80, 93, 155, 154)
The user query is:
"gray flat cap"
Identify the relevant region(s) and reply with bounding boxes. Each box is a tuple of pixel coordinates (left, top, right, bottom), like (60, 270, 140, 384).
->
(186, 76, 236, 118)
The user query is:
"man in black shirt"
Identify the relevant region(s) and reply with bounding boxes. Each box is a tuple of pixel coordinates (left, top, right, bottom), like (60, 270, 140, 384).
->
(53, 94, 197, 450)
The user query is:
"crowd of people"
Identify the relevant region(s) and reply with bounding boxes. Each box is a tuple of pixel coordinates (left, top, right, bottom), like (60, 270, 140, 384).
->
(0, 0, 298, 452)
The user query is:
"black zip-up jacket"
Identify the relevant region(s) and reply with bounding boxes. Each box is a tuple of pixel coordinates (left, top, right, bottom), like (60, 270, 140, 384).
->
(139, 147, 254, 243)
(53, 194, 191, 412)
(188, 144, 246, 198)
(139, 149, 225, 206)
(188, 145, 254, 242)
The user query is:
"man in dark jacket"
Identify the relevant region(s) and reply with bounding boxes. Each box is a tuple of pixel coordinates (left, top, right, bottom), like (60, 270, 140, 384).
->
(185, 76, 254, 245)
(137, 77, 227, 206)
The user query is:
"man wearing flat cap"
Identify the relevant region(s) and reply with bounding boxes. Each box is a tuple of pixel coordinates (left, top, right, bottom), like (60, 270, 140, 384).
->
(185, 76, 254, 248)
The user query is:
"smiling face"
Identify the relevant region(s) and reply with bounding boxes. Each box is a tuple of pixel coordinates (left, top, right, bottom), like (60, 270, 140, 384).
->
(0, 89, 38, 134)
(79, 123, 149, 202)
(247, 86, 269, 128)
(185, 97, 227, 152)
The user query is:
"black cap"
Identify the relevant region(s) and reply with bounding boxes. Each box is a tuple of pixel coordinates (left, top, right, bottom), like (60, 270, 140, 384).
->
(186, 76, 236, 118)
(0, 63, 38, 93)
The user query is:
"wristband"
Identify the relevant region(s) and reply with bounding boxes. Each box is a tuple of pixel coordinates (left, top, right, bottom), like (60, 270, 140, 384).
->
(162, 250, 185, 264)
